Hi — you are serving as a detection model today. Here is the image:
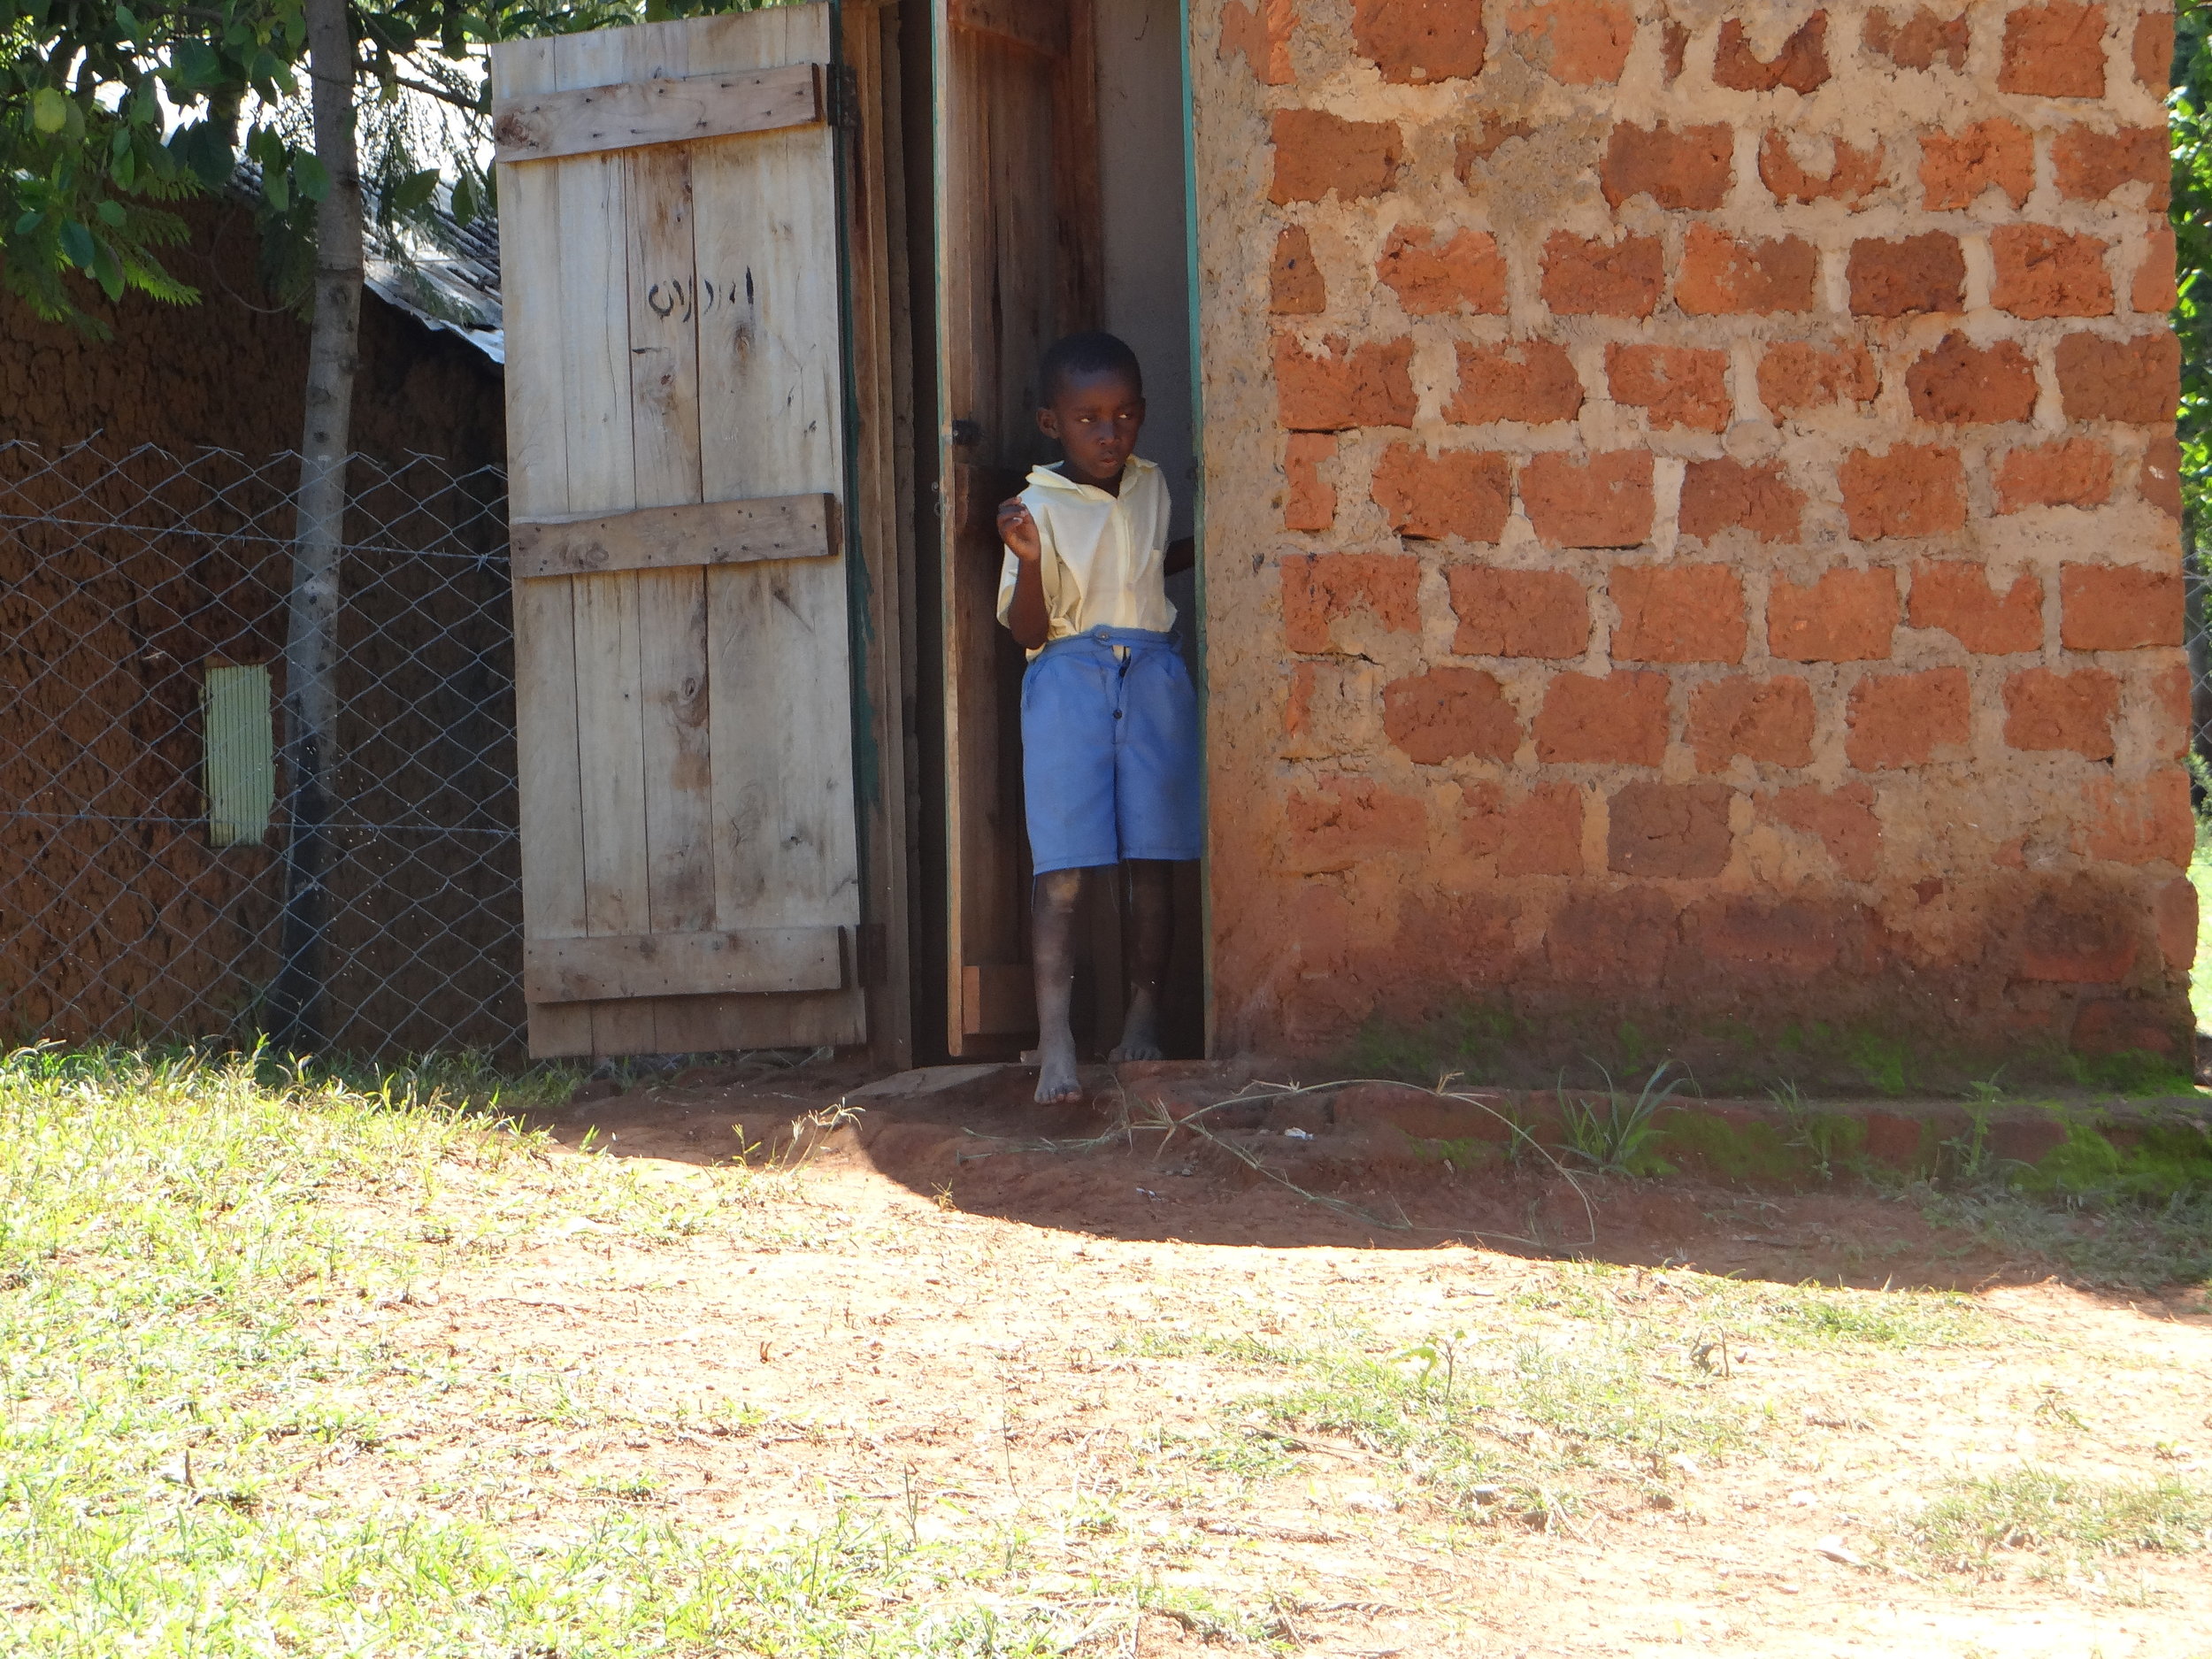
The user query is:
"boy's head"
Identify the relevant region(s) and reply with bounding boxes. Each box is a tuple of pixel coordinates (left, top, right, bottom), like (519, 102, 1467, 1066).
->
(1035, 331, 1145, 488)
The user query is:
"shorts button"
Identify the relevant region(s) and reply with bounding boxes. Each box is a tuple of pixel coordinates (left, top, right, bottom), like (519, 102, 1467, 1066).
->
(1113, 710, 1123, 719)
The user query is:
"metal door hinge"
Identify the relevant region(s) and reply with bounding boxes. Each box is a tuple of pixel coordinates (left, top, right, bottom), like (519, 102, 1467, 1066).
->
(827, 63, 861, 133)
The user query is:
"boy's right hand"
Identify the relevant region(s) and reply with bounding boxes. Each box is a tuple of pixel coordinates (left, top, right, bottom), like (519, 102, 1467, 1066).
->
(997, 497, 1042, 564)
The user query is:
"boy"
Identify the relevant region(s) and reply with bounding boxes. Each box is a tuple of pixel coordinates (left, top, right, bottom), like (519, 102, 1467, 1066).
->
(995, 331, 1199, 1105)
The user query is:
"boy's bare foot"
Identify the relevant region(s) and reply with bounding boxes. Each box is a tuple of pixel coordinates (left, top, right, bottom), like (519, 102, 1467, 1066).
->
(1033, 1035, 1084, 1104)
(1109, 988, 1164, 1063)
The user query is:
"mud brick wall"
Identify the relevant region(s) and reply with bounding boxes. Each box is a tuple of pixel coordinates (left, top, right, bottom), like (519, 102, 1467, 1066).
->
(1194, 0, 2191, 1077)
(1, 205, 518, 1054)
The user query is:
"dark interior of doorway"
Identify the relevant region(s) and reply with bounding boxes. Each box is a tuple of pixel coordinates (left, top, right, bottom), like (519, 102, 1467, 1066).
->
(902, 0, 1202, 1066)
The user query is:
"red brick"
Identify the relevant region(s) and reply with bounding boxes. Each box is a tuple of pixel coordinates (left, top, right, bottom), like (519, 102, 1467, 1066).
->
(1271, 226, 1325, 313)
(1608, 780, 1734, 878)
(1522, 450, 1654, 548)
(1376, 224, 1509, 316)
(1906, 333, 2040, 425)
(2060, 562, 2185, 649)
(1865, 6, 1970, 71)
(1839, 445, 1967, 538)
(1769, 567, 1899, 662)
(1383, 666, 1521, 762)
(1764, 781, 1880, 879)
(2141, 433, 2184, 518)
(1759, 132, 1886, 204)
(1611, 563, 1747, 664)
(2080, 770, 2193, 864)
(1847, 233, 1965, 316)
(2000, 3, 2108, 98)
(1690, 897, 1870, 980)
(1270, 110, 1404, 204)
(1449, 565, 1592, 657)
(1273, 333, 1417, 430)
(1992, 225, 2115, 319)
(1284, 432, 1337, 531)
(1286, 774, 1427, 872)
(1371, 443, 1513, 541)
(2154, 658, 2193, 756)
(1600, 123, 1733, 210)
(1688, 676, 1816, 771)
(1662, 17, 1689, 78)
(1219, 0, 1294, 85)
(1675, 225, 1817, 315)
(2004, 665, 2121, 757)
(1714, 12, 1832, 91)
(1846, 668, 1971, 768)
(1993, 438, 2114, 512)
(2019, 886, 2139, 982)
(2055, 331, 2180, 424)
(1679, 457, 1805, 543)
(1540, 231, 1665, 317)
(1908, 562, 2045, 652)
(1502, 0, 1635, 85)
(1446, 338, 1585, 425)
(1352, 0, 1486, 83)
(2055, 125, 2170, 208)
(2136, 11, 2174, 90)
(1535, 670, 1671, 764)
(2157, 872, 2198, 966)
(1546, 887, 1679, 987)
(1281, 552, 1422, 651)
(1919, 119, 2033, 209)
(1606, 343, 1732, 433)
(1463, 780, 1586, 875)
(1758, 340, 1878, 413)
(2133, 227, 2178, 314)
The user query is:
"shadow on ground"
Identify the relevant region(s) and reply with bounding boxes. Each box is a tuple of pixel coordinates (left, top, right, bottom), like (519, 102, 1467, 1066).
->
(501, 1053, 2212, 1296)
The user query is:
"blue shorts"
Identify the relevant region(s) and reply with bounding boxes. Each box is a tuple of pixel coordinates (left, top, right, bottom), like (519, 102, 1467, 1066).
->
(1021, 626, 1202, 874)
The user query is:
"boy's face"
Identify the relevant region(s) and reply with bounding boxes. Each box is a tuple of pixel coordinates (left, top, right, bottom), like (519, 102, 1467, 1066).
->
(1037, 368, 1145, 487)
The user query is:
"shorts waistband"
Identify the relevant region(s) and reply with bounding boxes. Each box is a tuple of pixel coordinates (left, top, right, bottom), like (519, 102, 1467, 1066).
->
(1038, 626, 1179, 655)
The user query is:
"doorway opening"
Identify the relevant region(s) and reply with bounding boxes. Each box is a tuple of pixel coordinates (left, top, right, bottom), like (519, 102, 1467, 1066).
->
(910, 0, 1202, 1063)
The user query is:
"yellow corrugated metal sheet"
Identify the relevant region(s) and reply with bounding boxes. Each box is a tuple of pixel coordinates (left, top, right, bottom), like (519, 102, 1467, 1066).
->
(202, 663, 273, 848)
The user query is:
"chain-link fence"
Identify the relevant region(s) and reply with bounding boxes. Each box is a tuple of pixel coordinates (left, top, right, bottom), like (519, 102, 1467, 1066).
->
(1, 440, 524, 1057)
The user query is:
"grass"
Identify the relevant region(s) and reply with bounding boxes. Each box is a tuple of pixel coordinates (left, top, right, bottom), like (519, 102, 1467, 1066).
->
(0, 1044, 1125, 1656)
(1903, 1467, 2212, 1578)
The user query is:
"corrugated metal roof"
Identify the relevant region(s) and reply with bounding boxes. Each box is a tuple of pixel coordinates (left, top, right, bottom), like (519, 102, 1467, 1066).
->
(232, 163, 506, 363)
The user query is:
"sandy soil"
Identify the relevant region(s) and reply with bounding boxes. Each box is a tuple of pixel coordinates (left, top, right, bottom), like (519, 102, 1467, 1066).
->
(313, 1057, 2210, 1656)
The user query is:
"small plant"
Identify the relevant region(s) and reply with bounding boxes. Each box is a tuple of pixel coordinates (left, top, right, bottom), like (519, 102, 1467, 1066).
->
(1769, 1079, 1864, 1182)
(1559, 1061, 1688, 1177)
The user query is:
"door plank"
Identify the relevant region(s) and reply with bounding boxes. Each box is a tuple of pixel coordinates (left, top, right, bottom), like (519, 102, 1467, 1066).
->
(511, 494, 838, 577)
(690, 0, 862, 1048)
(525, 925, 846, 1002)
(962, 962, 1036, 1035)
(495, 34, 593, 1057)
(550, 25, 656, 1058)
(492, 63, 823, 164)
(937, 0, 1102, 1056)
(950, 0, 1070, 56)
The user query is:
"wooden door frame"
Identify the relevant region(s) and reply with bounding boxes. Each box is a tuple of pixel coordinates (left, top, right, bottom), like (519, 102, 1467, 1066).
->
(903, 0, 1210, 1064)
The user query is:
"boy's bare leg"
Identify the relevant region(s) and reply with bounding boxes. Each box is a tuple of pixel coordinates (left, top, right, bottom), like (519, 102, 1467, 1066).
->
(1110, 858, 1173, 1063)
(1031, 867, 1087, 1104)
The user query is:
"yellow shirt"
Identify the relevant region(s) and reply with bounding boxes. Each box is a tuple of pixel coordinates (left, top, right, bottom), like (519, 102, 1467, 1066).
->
(995, 457, 1176, 652)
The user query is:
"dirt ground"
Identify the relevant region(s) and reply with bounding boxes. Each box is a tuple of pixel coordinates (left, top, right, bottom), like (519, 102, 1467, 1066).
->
(326, 1056, 2209, 1656)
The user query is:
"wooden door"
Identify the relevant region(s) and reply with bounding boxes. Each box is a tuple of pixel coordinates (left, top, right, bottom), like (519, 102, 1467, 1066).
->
(494, 4, 910, 1060)
(935, 0, 1102, 1056)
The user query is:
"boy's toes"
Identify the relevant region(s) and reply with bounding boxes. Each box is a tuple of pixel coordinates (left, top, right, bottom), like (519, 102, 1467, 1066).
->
(1033, 1058, 1086, 1104)
(1108, 1041, 1164, 1063)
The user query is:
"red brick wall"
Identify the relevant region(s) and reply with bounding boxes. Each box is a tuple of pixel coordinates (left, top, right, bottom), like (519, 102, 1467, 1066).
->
(1194, 0, 2191, 1076)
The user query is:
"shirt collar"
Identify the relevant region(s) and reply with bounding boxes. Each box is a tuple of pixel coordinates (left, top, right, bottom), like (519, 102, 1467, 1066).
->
(1025, 457, 1157, 499)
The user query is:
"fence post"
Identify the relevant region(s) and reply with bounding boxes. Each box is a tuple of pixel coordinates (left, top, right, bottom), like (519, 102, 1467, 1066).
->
(267, 0, 366, 1056)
